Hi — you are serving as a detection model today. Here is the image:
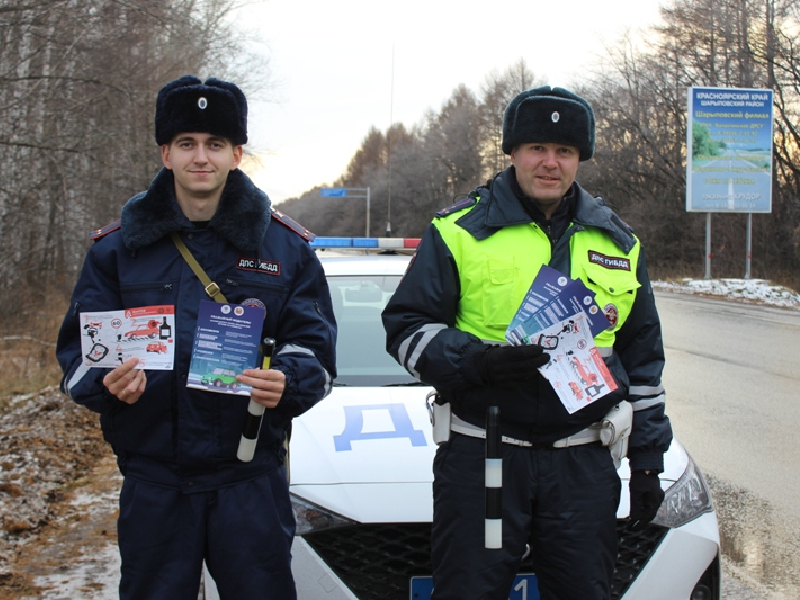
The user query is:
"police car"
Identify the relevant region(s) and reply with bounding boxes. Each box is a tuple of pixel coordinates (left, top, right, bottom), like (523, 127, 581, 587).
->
(210, 237, 722, 600)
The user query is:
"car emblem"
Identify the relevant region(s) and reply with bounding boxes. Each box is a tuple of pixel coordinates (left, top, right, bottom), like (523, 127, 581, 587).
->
(198, 97, 208, 109)
(551, 111, 560, 123)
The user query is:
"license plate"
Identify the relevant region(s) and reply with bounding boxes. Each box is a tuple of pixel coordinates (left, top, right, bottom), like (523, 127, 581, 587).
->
(410, 573, 539, 600)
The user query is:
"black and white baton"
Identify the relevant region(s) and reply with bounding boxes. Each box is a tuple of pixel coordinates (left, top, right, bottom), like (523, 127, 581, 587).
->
(237, 337, 275, 462)
(485, 404, 502, 549)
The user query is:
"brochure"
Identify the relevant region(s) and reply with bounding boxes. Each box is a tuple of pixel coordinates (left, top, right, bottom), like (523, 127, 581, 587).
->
(186, 301, 266, 396)
(530, 313, 618, 414)
(506, 265, 609, 343)
(505, 267, 617, 414)
(79, 305, 175, 370)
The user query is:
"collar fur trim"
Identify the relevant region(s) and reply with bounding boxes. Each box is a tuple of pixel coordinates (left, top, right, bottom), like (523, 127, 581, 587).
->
(120, 168, 271, 251)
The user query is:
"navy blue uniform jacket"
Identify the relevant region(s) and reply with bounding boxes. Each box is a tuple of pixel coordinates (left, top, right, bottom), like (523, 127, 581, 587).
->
(57, 168, 337, 489)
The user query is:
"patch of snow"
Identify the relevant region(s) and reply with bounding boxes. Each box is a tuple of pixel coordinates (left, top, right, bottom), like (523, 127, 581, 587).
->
(34, 542, 119, 600)
(653, 278, 800, 309)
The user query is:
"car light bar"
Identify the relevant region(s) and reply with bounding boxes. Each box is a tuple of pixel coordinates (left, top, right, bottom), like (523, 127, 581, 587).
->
(310, 237, 421, 250)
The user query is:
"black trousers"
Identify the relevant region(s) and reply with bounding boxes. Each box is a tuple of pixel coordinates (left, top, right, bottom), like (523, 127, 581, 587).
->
(431, 434, 621, 600)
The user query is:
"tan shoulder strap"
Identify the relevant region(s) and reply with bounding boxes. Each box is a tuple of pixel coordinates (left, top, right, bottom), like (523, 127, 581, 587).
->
(170, 232, 229, 303)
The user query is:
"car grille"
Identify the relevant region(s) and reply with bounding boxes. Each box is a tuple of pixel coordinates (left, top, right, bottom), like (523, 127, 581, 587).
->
(302, 522, 668, 600)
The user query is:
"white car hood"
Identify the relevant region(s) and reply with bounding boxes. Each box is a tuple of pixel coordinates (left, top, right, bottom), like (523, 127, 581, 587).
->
(290, 386, 688, 523)
(290, 386, 437, 522)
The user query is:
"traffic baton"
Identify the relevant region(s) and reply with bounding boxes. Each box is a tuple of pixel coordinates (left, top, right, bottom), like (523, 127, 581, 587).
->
(485, 404, 502, 549)
(236, 337, 275, 462)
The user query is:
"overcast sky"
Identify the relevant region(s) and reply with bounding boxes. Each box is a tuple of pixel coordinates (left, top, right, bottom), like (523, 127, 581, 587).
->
(232, 0, 664, 205)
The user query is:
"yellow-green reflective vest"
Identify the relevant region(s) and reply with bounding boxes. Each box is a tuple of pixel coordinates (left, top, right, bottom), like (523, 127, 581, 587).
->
(433, 216, 641, 348)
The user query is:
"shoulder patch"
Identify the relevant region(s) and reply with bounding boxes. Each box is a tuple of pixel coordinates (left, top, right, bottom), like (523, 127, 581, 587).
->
(435, 194, 478, 218)
(90, 220, 121, 241)
(270, 210, 316, 242)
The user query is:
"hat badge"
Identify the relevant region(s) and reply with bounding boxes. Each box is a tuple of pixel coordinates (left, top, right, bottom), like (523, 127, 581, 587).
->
(198, 97, 208, 110)
(551, 111, 560, 123)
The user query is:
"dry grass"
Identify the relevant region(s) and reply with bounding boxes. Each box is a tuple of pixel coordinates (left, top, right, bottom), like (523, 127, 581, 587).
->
(0, 298, 67, 405)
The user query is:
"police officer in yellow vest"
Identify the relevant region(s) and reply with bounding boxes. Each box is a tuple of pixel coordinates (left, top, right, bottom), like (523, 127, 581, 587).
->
(382, 86, 672, 600)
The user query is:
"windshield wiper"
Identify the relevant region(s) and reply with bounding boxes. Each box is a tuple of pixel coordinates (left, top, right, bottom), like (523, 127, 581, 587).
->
(383, 381, 429, 387)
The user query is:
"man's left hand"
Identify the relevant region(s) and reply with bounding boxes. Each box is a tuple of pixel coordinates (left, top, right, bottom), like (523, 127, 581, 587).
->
(237, 368, 286, 409)
(628, 470, 665, 530)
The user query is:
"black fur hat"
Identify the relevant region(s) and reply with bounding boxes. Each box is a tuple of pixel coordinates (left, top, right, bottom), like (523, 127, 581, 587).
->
(502, 86, 595, 160)
(154, 75, 248, 146)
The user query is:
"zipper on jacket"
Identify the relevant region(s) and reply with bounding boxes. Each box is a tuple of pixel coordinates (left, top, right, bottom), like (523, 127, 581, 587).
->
(223, 278, 288, 295)
(119, 282, 175, 293)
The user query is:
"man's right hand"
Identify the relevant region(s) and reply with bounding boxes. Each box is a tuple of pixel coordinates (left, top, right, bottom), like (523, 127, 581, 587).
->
(473, 344, 550, 386)
(103, 358, 147, 404)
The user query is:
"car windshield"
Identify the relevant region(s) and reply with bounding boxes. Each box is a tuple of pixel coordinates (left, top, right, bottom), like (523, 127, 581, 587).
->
(327, 275, 419, 387)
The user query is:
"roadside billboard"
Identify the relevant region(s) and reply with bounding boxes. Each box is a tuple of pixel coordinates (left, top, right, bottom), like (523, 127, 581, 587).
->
(685, 87, 773, 213)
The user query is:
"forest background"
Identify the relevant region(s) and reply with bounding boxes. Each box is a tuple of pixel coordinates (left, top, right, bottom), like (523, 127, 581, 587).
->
(1, 0, 798, 398)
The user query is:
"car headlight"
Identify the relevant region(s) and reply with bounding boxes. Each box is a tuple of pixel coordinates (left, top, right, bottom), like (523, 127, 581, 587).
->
(652, 451, 714, 528)
(291, 492, 356, 535)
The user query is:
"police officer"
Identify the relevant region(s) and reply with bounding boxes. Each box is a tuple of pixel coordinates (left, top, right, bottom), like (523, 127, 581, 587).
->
(56, 76, 336, 600)
(382, 86, 672, 599)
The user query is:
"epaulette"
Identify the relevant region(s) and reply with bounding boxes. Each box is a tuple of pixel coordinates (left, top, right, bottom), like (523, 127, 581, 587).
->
(435, 193, 478, 218)
(90, 220, 121, 241)
(271, 210, 316, 242)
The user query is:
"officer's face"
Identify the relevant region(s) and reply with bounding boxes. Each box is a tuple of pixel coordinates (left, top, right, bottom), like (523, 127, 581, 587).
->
(510, 142, 580, 217)
(162, 133, 243, 203)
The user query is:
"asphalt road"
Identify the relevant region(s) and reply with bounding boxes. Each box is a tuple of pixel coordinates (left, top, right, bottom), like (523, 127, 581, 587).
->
(655, 291, 800, 599)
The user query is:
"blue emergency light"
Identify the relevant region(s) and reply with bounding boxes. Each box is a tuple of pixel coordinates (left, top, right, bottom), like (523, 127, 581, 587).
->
(310, 237, 421, 250)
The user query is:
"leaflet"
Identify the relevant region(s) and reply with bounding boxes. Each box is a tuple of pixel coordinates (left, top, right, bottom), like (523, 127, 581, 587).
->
(505, 268, 616, 414)
(79, 305, 175, 370)
(526, 313, 618, 414)
(506, 265, 609, 343)
(186, 301, 265, 396)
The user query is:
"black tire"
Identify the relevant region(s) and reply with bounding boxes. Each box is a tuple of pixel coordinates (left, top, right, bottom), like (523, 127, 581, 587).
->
(214, 379, 223, 387)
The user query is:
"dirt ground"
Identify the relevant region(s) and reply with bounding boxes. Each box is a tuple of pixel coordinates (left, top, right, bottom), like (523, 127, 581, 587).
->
(0, 388, 121, 599)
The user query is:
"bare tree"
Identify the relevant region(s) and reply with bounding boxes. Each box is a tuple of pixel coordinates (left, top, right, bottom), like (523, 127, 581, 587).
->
(0, 0, 271, 369)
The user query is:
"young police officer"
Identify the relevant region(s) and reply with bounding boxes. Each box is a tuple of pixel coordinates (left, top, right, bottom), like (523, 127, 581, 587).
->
(382, 87, 672, 599)
(56, 76, 336, 599)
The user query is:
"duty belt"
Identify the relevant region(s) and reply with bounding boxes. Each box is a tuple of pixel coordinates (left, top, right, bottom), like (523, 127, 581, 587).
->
(450, 414, 602, 448)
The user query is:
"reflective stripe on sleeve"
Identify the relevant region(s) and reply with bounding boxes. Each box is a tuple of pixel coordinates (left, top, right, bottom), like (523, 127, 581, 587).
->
(276, 344, 315, 357)
(397, 324, 446, 378)
(66, 363, 92, 401)
(629, 383, 665, 397)
(275, 344, 333, 397)
(322, 368, 333, 397)
(630, 394, 666, 411)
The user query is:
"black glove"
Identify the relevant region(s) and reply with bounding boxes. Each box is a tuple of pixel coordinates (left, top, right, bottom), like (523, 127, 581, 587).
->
(628, 471, 665, 530)
(473, 344, 549, 386)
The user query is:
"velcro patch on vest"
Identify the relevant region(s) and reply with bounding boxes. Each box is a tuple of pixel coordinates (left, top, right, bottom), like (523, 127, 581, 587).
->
(237, 257, 281, 275)
(588, 251, 630, 271)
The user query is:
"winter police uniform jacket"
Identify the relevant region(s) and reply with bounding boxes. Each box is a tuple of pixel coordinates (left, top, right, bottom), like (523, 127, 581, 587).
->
(57, 168, 337, 489)
(382, 167, 671, 472)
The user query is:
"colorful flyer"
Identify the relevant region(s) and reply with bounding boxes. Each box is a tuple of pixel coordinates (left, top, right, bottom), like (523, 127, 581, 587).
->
(505, 267, 617, 413)
(531, 313, 618, 414)
(505, 265, 610, 344)
(79, 306, 175, 370)
(186, 301, 266, 396)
